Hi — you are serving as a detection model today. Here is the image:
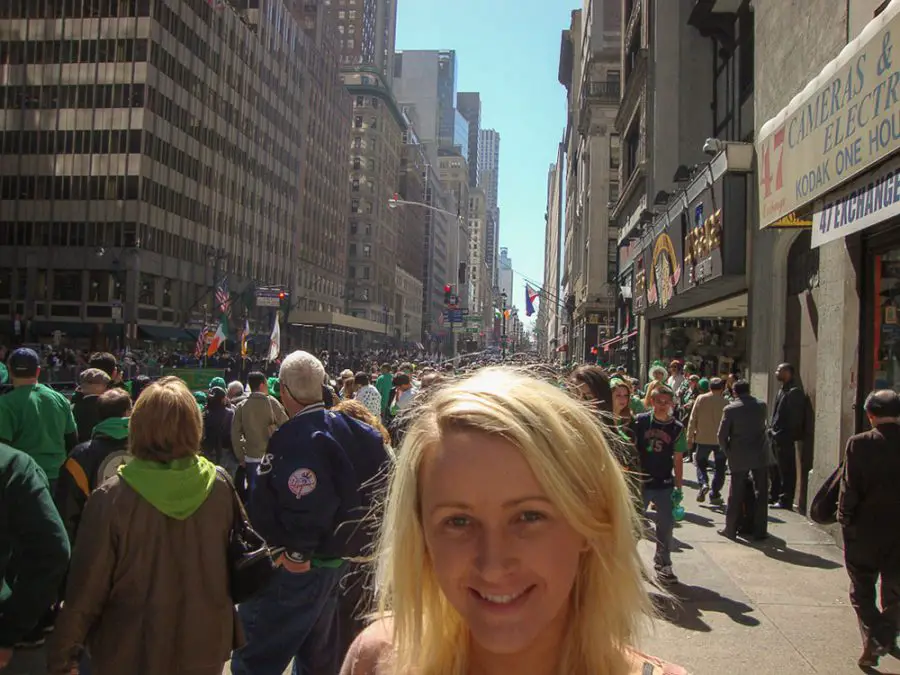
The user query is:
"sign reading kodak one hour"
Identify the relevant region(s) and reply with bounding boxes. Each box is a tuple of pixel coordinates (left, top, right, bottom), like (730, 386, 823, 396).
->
(758, 4, 900, 228)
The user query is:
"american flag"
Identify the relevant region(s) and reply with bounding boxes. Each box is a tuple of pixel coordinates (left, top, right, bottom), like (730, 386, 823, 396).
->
(215, 276, 230, 317)
(194, 329, 205, 358)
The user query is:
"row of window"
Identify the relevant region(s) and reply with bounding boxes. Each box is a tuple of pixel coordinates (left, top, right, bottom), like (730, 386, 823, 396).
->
(147, 41, 302, 163)
(0, 220, 286, 288)
(1, 84, 145, 110)
(153, 0, 303, 117)
(144, 85, 299, 198)
(0, 175, 139, 201)
(0, 127, 292, 228)
(0, 38, 149, 65)
(1, 129, 142, 155)
(0, 0, 150, 19)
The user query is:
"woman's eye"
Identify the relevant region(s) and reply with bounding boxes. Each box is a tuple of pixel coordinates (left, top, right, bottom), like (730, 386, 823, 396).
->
(445, 515, 470, 528)
(519, 511, 546, 523)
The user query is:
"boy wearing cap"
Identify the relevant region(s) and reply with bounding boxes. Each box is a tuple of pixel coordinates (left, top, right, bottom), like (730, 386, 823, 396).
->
(0, 349, 77, 490)
(71, 368, 111, 444)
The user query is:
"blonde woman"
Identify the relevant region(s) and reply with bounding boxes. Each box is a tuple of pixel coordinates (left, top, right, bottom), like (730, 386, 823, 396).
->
(48, 377, 239, 675)
(341, 368, 685, 675)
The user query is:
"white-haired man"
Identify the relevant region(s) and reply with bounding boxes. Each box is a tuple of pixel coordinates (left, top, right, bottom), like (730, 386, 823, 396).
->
(226, 380, 246, 407)
(233, 351, 390, 675)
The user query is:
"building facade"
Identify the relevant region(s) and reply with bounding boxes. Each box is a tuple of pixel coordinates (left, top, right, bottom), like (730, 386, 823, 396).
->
(394, 264, 422, 346)
(541, 149, 565, 358)
(558, 0, 622, 364)
(341, 71, 405, 338)
(0, 0, 313, 348)
(457, 91, 481, 187)
(751, 0, 892, 513)
(612, 0, 722, 373)
(478, 128, 501, 286)
(326, 0, 397, 84)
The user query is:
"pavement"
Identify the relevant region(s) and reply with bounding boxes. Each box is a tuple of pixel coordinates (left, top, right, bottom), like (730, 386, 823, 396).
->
(637, 471, 900, 675)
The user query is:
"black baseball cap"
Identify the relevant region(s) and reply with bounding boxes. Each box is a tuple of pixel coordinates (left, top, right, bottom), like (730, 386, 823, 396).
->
(9, 348, 40, 377)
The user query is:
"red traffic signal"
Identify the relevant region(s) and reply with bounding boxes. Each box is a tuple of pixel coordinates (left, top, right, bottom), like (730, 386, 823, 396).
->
(278, 291, 286, 300)
(443, 284, 453, 304)
(443, 284, 451, 293)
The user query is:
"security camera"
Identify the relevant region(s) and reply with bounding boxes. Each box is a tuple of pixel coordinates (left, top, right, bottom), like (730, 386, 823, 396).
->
(703, 138, 725, 156)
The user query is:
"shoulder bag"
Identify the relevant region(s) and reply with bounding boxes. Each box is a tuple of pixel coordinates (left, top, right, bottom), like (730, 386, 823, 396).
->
(215, 467, 277, 603)
(809, 464, 843, 525)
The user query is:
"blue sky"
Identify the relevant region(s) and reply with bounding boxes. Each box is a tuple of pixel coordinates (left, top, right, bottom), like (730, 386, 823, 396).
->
(395, 0, 575, 328)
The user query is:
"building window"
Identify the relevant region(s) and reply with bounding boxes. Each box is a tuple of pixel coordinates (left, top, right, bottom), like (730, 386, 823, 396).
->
(363, 244, 371, 257)
(624, 122, 639, 179)
(52, 271, 81, 302)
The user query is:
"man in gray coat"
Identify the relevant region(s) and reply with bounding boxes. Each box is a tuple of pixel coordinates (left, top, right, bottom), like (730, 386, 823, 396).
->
(718, 380, 770, 540)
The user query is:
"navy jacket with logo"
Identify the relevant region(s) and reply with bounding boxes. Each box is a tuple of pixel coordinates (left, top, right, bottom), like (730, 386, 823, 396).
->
(247, 402, 390, 560)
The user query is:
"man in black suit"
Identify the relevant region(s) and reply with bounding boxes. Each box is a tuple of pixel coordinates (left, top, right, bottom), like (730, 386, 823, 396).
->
(769, 363, 805, 509)
(838, 389, 900, 668)
(718, 380, 770, 540)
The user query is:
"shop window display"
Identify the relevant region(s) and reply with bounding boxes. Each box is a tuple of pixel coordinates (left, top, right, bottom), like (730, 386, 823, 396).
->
(653, 318, 747, 378)
(872, 249, 900, 391)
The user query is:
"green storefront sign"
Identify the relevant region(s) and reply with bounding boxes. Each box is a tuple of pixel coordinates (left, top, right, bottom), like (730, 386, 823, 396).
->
(161, 368, 227, 391)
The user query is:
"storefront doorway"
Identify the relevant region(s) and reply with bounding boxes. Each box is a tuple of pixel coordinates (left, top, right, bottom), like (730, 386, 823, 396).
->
(649, 294, 748, 378)
(784, 229, 818, 511)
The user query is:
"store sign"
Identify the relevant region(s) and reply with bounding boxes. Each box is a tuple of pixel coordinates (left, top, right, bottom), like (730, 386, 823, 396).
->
(811, 153, 900, 248)
(646, 214, 683, 310)
(758, 4, 900, 228)
(681, 184, 724, 290)
(633, 259, 647, 314)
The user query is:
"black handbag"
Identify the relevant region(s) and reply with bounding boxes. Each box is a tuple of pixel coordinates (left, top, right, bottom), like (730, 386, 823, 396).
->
(809, 464, 843, 525)
(215, 468, 277, 603)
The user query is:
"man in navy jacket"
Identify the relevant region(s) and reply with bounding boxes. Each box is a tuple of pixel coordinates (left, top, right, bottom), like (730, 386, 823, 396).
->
(231, 350, 389, 675)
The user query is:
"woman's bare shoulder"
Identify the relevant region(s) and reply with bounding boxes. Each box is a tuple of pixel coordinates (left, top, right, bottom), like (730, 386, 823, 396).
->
(340, 618, 395, 675)
(628, 648, 689, 675)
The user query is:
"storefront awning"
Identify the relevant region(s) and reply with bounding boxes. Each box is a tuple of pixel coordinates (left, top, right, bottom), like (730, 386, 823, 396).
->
(601, 330, 638, 350)
(758, 2, 900, 228)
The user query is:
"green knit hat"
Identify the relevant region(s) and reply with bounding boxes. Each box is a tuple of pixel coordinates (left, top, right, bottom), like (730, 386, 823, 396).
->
(209, 376, 227, 390)
(698, 378, 710, 393)
(193, 391, 208, 406)
(267, 377, 280, 398)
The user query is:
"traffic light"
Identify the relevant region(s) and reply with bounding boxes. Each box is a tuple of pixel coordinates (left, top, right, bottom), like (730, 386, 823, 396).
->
(278, 290, 290, 314)
(444, 284, 452, 304)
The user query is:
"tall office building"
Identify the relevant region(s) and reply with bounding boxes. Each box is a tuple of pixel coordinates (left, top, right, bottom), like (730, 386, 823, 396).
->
(478, 128, 501, 287)
(392, 50, 463, 149)
(326, 0, 398, 84)
(456, 92, 481, 188)
(0, 0, 322, 348)
(393, 49, 472, 342)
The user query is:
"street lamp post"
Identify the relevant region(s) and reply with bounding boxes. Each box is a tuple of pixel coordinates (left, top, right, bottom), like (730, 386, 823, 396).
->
(500, 291, 508, 361)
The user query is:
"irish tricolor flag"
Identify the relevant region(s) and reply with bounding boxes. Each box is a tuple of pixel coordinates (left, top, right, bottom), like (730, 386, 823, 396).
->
(207, 315, 229, 357)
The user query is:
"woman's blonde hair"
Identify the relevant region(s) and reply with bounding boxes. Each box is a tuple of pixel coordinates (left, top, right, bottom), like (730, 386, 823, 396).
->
(374, 367, 648, 675)
(129, 376, 202, 462)
(333, 398, 392, 447)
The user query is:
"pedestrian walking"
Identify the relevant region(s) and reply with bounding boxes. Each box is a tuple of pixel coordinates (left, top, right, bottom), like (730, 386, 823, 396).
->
(231, 351, 389, 675)
(0, 348, 78, 493)
(339, 368, 685, 675)
(47, 377, 239, 675)
(687, 377, 729, 505)
(717, 380, 770, 541)
(231, 371, 287, 495)
(632, 385, 686, 586)
(0, 442, 70, 673)
(838, 389, 900, 668)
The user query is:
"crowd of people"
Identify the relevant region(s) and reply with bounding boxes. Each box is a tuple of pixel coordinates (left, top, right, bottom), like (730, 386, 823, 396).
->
(0, 345, 895, 673)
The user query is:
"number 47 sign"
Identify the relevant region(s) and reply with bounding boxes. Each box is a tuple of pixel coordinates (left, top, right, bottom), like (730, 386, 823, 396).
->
(759, 126, 786, 200)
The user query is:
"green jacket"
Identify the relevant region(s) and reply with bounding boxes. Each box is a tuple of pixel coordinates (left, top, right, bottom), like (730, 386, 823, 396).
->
(0, 443, 70, 647)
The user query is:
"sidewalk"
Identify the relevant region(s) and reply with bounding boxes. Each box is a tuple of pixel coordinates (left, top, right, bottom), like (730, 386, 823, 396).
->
(638, 474, 900, 675)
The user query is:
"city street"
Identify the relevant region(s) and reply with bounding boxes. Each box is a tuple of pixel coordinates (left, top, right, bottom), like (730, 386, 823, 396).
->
(639, 477, 900, 675)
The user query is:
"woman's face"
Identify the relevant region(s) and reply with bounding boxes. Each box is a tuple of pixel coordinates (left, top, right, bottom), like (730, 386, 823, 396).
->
(612, 386, 630, 414)
(420, 432, 586, 656)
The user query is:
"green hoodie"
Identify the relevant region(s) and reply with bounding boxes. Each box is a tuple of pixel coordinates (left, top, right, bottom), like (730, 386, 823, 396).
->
(92, 416, 130, 440)
(119, 455, 217, 520)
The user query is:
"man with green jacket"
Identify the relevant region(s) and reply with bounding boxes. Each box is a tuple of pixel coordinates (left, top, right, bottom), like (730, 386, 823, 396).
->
(0, 442, 70, 669)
